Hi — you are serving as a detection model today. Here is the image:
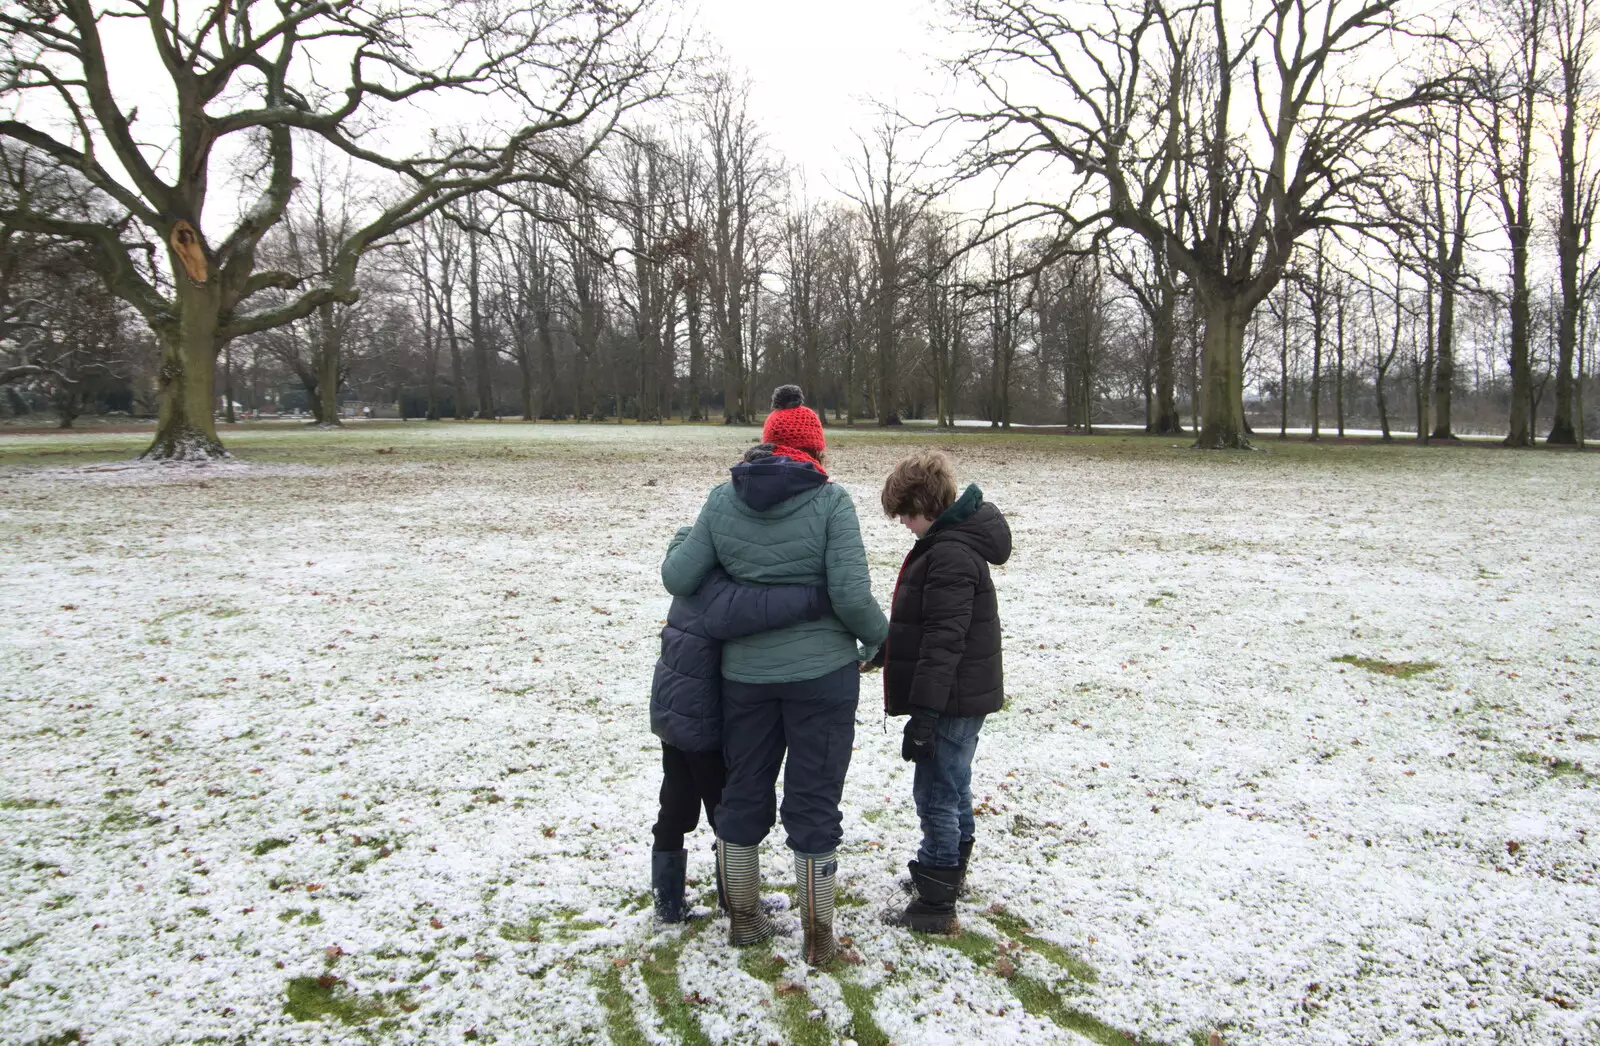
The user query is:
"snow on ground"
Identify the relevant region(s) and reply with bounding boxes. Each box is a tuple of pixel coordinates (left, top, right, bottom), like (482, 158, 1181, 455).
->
(1, 424, 1597, 1046)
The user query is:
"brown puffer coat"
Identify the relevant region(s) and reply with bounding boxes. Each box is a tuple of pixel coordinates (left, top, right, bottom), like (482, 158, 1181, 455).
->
(881, 484, 1012, 718)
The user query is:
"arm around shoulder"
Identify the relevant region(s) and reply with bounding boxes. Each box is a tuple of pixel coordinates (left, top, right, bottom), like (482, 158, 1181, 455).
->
(661, 499, 718, 597)
(697, 572, 828, 641)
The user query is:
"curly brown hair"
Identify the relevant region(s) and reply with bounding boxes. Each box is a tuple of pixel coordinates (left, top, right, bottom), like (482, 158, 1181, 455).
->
(881, 451, 958, 519)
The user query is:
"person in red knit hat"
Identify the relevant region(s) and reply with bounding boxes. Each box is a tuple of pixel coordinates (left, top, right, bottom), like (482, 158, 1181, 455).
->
(758, 385, 827, 472)
(662, 381, 887, 966)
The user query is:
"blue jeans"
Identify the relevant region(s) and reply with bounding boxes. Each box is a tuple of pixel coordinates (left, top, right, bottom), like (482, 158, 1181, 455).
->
(911, 714, 985, 868)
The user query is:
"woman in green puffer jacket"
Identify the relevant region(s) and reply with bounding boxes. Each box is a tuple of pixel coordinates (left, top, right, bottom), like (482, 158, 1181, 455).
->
(661, 385, 887, 966)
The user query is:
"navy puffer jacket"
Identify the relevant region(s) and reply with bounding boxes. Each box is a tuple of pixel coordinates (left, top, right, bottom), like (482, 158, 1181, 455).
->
(651, 528, 829, 752)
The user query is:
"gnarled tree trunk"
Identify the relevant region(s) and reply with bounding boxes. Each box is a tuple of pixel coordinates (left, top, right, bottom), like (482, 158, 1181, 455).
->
(145, 282, 225, 460)
(1195, 292, 1250, 449)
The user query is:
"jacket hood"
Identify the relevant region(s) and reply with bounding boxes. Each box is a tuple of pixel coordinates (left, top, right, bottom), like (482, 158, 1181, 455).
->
(729, 455, 828, 512)
(926, 483, 1011, 565)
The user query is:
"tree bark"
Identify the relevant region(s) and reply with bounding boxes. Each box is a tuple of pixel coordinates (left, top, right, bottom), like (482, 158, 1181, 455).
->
(1150, 295, 1182, 433)
(686, 280, 705, 421)
(536, 300, 557, 420)
(518, 313, 535, 421)
(1551, 233, 1581, 443)
(1278, 283, 1291, 439)
(1506, 236, 1534, 445)
(1431, 279, 1457, 439)
(448, 320, 468, 420)
(875, 265, 900, 425)
(1309, 314, 1322, 441)
(1417, 275, 1435, 442)
(1195, 292, 1250, 449)
(145, 283, 225, 460)
(469, 227, 494, 420)
(223, 341, 236, 425)
(315, 302, 341, 427)
(1334, 291, 1345, 438)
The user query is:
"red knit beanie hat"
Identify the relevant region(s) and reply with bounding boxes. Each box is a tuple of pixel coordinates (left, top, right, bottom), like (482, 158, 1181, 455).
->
(762, 385, 825, 454)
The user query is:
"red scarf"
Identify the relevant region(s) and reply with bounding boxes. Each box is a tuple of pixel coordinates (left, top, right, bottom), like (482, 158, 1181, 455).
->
(768, 444, 828, 476)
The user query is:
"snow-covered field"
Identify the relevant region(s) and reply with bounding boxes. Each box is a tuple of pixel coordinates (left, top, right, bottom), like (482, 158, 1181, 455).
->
(2, 423, 1596, 1046)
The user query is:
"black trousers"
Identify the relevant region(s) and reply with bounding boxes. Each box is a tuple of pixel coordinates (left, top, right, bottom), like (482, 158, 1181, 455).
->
(652, 742, 726, 852)
(714, 662, 859, 855)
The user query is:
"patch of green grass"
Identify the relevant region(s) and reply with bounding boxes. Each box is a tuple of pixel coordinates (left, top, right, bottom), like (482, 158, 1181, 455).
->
(282, 976, 408, 1024)
(1009, 974, 1145, 1046)
(595, 963, 650, 1046)
(1516, 752, 1595, 780)
(1331, 654, 1439, 679)
(498, 916, 546, 943)
(738, 944, 831, 1046)
(24, 1031, 82, 1046)
(253, 837, 291, 856)
(737, 946, 788, 982)
(933, 929, 997, 967)
(278, 908, 322, 926)
(4, 933, 45, 955)
(0, 797, 59, 810)
(926, 927, 1180, 1046)
(986, 909, 1098, 983)
(1145, 590, 1179, 607)
(637, 922, 713, 1046)
(837, 978, 890, 1046)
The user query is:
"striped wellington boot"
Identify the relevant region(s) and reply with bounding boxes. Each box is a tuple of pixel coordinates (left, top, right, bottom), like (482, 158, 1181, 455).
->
(716, 839, 774, 946)
(793, 849, 839, 966)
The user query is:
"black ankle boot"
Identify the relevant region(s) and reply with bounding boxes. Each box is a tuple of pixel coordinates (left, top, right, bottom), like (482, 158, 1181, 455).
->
(957, 837, 974, 896)
(652, 849, 688, 923)
(888, 861, 961, 933)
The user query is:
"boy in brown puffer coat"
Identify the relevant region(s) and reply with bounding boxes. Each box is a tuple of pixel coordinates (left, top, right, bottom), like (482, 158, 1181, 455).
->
(875, 451, 1011, 933)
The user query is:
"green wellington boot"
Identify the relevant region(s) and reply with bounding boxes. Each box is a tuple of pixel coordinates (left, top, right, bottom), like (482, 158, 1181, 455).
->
(794, 849, 839, 966)
(716, 838, 775, 946)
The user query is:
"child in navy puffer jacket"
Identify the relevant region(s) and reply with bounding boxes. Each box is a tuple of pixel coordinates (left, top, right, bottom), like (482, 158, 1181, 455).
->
(650, 525, 828, 921)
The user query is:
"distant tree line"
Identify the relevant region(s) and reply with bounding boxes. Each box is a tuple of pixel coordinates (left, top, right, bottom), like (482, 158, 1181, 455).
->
(2, 0, 1598, 450)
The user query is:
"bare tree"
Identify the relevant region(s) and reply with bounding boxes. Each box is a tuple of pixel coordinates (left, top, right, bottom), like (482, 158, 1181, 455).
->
(919, 211, 972, 427)
(1397, 98, 1481, 440)
(844, 122, 928, 426)
(1476, 0, 1547, 446)
(821, 206, 870, 424)
(699, 72, 776, 424)
(248, 157, 368, 426)
(1109, 236, 1187, 433)
(615, 131, 678, 422)
(947, 0, 1448, 447)
(1548, 0, 1600, 443)
(0, 0, 678, 457)
(780, 189, 828, 416)
(980, 234, 1027, 428)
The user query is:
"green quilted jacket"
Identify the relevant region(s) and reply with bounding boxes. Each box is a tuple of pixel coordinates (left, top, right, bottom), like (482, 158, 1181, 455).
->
(661, 455, 888, 684)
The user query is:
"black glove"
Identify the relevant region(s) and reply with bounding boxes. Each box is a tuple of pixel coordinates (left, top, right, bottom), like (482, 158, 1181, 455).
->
(901, 712, 938, 763)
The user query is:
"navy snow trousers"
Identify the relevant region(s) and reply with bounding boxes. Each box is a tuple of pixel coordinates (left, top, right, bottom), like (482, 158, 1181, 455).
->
(714, 663, 859, 855)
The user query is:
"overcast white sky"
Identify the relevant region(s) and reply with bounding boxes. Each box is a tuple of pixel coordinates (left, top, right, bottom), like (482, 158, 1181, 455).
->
(692, 0, 953, 194)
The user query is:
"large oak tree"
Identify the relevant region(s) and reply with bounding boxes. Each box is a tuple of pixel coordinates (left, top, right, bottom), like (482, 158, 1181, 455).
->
(946, 0, 1448, 447)
(0, 0, 677, 458)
